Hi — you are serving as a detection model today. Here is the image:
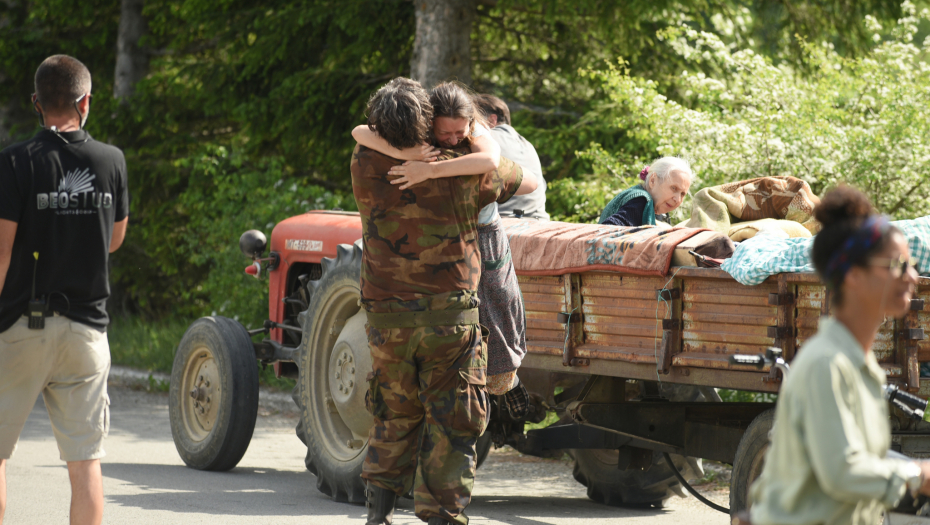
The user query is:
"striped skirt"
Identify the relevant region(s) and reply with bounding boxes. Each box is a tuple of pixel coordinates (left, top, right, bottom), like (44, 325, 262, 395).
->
(477, 217, 526, 393)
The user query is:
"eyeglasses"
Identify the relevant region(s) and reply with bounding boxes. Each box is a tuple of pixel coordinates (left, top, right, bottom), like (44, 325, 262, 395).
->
(867, 255, 918, 278)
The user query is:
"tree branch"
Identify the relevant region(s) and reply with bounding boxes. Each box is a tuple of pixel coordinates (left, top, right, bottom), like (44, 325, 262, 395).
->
(888, 177, 927, 216)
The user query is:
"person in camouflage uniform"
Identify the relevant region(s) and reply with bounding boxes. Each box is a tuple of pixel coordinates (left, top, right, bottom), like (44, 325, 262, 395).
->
(350, 77, 536, 525)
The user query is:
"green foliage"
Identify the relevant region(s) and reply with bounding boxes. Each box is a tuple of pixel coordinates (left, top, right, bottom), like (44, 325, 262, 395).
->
(108, 314, 296, 391)
(108, 315, 190, 373)
(104, 0, 408, 319)
(0, 0, 121, 139)
(718, 389, 778, 403)
(1, 0, 926, 324)
(259, 366, 297, 392)
(473, 0, 906, 106)
(523, 409, 561, 431)
(546, 177, 619, 223)
(2, 0, 407, 320)
(577, 2, 930, 219)
(474, 0, 910, 185)
(166, 145, 352, 326)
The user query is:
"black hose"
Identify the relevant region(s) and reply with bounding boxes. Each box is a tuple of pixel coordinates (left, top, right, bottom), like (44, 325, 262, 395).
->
(662, 452, 730, 514)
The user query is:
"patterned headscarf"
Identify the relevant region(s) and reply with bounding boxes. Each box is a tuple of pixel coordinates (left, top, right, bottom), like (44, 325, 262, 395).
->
(823, 215, 891, 287)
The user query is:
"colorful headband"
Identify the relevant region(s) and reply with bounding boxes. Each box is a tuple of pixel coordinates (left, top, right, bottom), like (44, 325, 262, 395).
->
(639, 166, 650, 181)
(823, 215, 890, 286)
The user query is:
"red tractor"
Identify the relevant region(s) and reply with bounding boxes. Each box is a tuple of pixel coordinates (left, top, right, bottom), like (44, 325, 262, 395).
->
(168, 209, 930, 516)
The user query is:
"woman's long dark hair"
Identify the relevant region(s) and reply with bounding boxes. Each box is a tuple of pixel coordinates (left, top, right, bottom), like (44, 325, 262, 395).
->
(429, 82, 489, 139)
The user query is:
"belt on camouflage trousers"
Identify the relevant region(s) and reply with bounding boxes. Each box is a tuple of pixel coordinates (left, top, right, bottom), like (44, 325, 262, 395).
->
(365, 308, 480, 329)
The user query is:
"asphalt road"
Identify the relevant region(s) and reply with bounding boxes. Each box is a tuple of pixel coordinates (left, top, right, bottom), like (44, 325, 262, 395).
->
(3, 371, 731, 524)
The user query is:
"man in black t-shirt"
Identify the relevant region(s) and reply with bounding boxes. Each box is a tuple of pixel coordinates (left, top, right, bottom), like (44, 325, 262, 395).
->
(0, 55, 128, 525)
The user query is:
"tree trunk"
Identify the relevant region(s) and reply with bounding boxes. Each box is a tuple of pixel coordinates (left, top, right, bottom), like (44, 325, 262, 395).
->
(114, 0, 149, 101)
(410, 0, 476, 89)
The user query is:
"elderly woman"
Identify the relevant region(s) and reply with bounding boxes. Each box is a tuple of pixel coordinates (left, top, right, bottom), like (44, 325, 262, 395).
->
(748, 186, 930, 525)
(599, 156, 693, 226)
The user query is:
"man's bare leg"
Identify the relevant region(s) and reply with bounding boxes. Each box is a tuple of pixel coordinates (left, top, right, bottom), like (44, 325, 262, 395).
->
(67, 459, 102, 525)
(0, 458, 7, 525)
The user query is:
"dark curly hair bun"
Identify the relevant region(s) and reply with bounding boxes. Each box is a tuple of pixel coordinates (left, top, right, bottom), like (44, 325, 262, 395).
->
(811, 185, 893, 303)
(813, 185, 873, 229)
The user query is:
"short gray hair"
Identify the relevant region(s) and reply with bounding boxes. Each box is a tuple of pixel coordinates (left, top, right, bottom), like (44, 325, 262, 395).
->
(645, 156, 694, 187)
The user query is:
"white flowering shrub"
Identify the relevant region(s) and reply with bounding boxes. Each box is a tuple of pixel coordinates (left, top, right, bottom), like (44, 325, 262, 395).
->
(579, 2, 930, 220)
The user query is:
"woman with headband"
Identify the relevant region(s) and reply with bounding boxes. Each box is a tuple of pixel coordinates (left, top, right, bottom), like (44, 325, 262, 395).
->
(598, 156, 693, 227)
(748, 186, 929, 525)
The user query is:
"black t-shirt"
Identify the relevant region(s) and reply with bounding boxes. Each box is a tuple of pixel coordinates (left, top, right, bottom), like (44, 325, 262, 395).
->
(0, 129, 129, 332)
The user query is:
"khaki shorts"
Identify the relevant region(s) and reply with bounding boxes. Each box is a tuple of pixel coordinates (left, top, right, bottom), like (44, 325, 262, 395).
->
(0, 315, 111, 462)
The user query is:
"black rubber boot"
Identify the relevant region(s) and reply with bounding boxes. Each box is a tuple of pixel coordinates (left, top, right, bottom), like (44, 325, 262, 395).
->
(365, 481, 397, 525)
(501, 380, 548, 424)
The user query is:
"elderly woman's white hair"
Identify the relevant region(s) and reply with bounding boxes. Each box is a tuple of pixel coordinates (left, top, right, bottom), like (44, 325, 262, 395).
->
(641, 156, 694, 187)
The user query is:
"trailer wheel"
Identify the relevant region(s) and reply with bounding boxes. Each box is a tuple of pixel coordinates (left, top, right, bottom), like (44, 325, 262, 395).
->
(169, 316, 259, 471)
(730, 408, 775, 515)
(297, 240, 371, 503)
(570, 382, 705, 507)
(571, 449, 697, 507)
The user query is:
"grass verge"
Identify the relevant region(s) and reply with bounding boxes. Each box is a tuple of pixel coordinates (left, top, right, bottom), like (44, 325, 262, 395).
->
(108, 315, 296, 391)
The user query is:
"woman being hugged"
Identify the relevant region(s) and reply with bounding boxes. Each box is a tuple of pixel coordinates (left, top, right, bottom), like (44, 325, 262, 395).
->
(749, 186, 930, 525)
(351, 82, 540, 414)
(599, 157, 693, 227)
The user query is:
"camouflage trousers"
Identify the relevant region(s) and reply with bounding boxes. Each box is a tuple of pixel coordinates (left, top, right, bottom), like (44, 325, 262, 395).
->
(362, 295, 489, 524)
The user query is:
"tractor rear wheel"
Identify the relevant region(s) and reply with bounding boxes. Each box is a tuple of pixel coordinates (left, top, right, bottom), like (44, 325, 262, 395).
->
(296, 241, 371, 503)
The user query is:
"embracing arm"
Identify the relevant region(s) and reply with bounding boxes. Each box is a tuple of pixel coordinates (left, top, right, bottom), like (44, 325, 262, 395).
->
(432, 133, 500, 175)
(0, 219, 17, 296)
(514, 165, 537, 196)
(351, 126, 438, 162)
(389, 134, 503, 190)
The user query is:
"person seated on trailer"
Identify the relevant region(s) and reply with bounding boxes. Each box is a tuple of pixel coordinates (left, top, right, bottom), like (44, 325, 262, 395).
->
(598, 156, 693, 227)
(748, 186, 930, 525)
(472, 93, 549, 220)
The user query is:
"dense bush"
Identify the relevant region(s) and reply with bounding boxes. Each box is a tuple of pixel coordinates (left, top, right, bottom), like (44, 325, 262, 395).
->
(171, 3, 930, 325)
(576, 2, 930, 221)
(157, 146, 353, 328)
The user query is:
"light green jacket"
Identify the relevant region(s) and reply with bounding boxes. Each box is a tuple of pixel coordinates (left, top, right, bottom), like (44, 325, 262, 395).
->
(749, 317, 913, 525)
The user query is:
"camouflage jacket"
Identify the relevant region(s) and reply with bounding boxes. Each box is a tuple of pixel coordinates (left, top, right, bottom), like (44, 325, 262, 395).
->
(350, 145, 523, 306)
